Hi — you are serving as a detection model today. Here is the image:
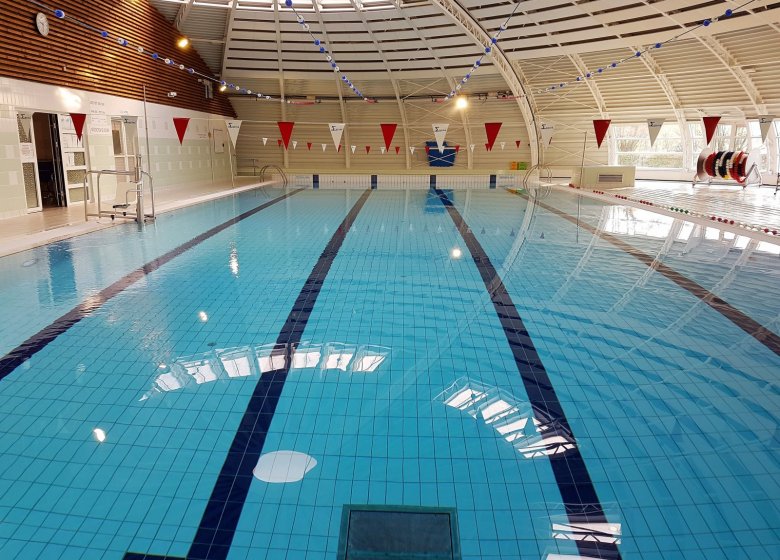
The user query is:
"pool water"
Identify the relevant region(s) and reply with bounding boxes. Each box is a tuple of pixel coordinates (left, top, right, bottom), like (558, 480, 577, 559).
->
(0, 186, 777, 560)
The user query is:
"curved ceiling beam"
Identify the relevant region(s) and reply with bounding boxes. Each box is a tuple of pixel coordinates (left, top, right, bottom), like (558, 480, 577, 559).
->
(632, 48, 694, 171)
(640, 1, 765, 114)
(310, 0, 352, 168)
(567, 53, 608, 117)
(387, 4, 474, 168)
(174, 0, 196, 31)
(347, 1, 412, 168)
(428, 0, 540, 165)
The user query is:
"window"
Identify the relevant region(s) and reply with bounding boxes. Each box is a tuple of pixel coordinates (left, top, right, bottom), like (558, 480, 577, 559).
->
(612, 123, 683, 169)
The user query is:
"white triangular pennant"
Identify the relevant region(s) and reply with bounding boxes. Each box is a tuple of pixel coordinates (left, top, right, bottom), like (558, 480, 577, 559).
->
(647, 119, 665, 147)
(292, 140, 297, 149)
(757, 115, 775, 144)
(540, 124, 554, 147)
(500, 141, 505, 150)
(379, 146, 385, 154)
(351, 145, 356, 154)
(432, 123, 449, 152)
(329, 123, 345, 150)
(262, 137, 268, 146)
(225, 120, 242, 147)
(469, 144, 475, 152)
(321, 143, 327, 152)
(410, 146, 416, 154)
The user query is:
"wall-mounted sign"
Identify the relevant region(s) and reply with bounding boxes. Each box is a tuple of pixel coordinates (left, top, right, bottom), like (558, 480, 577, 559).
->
(89, 114, 110, 136)
(20, 143, 35, 163)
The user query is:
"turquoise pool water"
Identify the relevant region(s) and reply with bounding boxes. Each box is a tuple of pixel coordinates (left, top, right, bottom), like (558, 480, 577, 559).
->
(0, 186, 777, 560)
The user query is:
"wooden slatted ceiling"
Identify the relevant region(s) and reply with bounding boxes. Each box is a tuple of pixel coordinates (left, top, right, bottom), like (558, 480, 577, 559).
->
(1, 0, 235, 117)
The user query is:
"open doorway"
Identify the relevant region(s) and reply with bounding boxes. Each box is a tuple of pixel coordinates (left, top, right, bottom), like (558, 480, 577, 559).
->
(32, 112, 67, 208)
(111, 116, 140, 201)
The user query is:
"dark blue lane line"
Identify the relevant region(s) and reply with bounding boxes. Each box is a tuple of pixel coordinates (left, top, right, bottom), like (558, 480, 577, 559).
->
(124, 554, 184, 560)
(0, 189, 305, 383)
(522, 193, 780, 358)
(434, 188, 622, 560)
(125, 189, 370, 560)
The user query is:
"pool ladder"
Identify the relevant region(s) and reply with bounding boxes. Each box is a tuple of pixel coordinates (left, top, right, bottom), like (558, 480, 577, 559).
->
(259, 164, 288, 187)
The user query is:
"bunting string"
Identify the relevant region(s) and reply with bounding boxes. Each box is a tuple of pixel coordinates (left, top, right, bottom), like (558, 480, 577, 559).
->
(446, 0, 757, 101)
(22, 0, 281, 102)
(284, 0, 368, 100)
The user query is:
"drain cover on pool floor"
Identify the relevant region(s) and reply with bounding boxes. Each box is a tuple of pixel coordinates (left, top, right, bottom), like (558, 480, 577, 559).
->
(338, 505, 461, 560)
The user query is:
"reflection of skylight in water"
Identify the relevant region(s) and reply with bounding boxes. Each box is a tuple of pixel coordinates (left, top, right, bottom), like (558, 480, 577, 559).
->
(480, 399, 517, 424)
(184, 360, 218, 384)
(352, 354, 386, 372)
(757, 242, 780, 255)
(676, 222, 694, 241)
(552, 521, 622, 544)
(705, 227, 720, 240)
(603, 206, 673, 238)
(735, 236, 751, 249)
(258, 351, 287, 373)
(325, 352, 354, 371)
(443, 387, 486, 410)
(438, 378, 576, 459)
(724, 231, 735, 240)
(293, 349, 321, 369)
(222, 355, 252, 378)
(139, 341, 390, 401)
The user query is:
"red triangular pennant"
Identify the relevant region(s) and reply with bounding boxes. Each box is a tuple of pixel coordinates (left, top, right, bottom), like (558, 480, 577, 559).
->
(515, 140, 521, 148)
(338, 144, 342, 152)
(485, 143, 490, 152)
(70, 113, 87, 142)
(455, 145, 460, 153)
(172, 117, 190, 145)
(365, 145, 371, 154)
(425, 145, 430, 154)
(277, 139, 282, 147)
(380, 123, 397, 151)
(395, 146, 400, 155)
(277, 121, 295, 149)
(593, 119, 611, 148)
(702, 116, 721, 145)
(307, 142, 312, 150)
(484, 122, 502, 151)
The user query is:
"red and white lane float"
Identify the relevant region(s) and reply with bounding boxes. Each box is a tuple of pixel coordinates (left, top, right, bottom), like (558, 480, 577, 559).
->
(694, 149, 761, 188)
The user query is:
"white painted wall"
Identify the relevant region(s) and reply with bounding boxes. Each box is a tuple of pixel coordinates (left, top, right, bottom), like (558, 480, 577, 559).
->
(0, 77, 234, 219)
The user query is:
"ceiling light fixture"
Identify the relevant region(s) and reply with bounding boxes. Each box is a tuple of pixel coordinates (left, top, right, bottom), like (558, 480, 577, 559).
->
(455, 96, 468, 110)
(177, 37, 190, 49)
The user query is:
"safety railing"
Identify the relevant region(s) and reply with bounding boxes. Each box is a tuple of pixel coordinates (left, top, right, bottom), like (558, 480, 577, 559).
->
(83, 157, 155, 224)
(260, 164, 288, 187)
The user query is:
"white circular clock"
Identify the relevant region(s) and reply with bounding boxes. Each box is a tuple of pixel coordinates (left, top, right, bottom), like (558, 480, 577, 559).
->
(36, 12, 50, 37)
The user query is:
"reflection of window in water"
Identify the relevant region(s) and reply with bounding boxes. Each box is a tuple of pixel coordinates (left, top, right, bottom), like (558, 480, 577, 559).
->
(139, 342, 390, 401)
(439, 378, 576, 459)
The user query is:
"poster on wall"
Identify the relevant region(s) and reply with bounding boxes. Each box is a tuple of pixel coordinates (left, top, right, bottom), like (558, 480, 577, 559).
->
(19, 143, 35, 163)
(89, 114, 111, 136)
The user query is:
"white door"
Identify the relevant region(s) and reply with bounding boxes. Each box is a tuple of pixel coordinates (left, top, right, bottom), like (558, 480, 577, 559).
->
(17, 111, 42, 212)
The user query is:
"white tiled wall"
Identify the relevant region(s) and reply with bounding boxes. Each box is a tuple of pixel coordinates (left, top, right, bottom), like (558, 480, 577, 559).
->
(0, 77, 233, 218)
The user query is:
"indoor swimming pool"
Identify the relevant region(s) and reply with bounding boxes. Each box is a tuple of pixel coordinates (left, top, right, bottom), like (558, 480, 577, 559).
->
(0, 185, 777, 560)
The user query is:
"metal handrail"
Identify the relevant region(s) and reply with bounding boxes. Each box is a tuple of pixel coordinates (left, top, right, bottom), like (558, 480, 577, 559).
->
(259, 164, 288, 187)
(83, 165, 155, 223)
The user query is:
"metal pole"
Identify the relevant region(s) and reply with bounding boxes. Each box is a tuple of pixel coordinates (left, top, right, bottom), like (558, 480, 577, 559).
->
(208, 118, 215, 185)
(227, 127, 236, 188)
(142, 85, 152, 178)
(576, 131, 587, 244)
